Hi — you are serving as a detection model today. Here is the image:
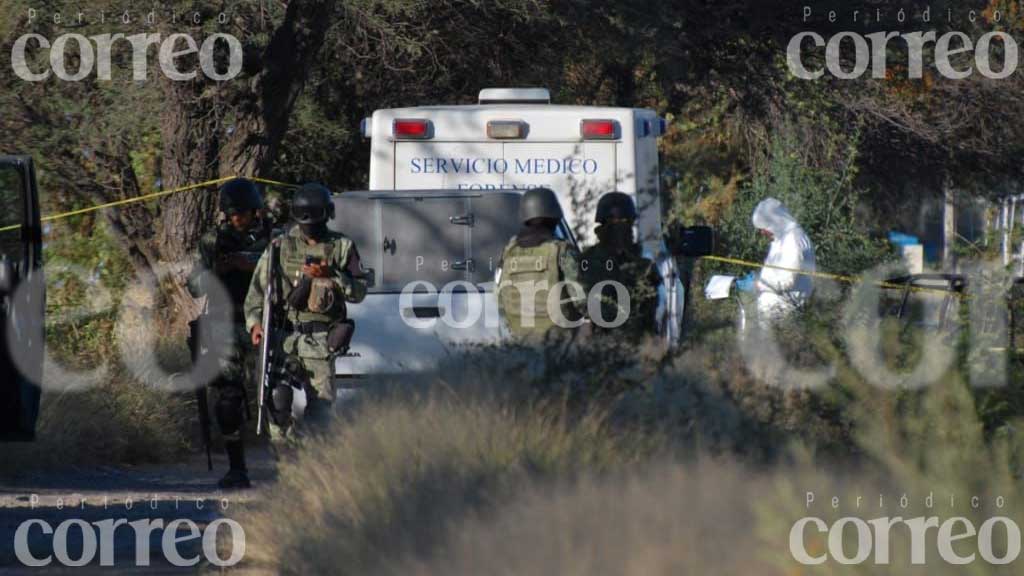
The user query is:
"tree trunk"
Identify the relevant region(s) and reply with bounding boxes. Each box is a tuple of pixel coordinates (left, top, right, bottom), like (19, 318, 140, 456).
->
(155, 76, 224, 324)
(153, 0, 336, 325)
(221, 0, 336, 176)
(84, 156, 161, 288)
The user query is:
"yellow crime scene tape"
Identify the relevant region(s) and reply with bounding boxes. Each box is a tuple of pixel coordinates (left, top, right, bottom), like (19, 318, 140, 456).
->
(703, 255, 967, 299)
(0, 178, 966, 300)
(0, 176, 297, 233)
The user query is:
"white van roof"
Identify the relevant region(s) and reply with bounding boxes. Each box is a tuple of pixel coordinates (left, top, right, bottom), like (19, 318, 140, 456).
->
(380, 103, 647, 113)
(478, 87, 550, 104)
(365, 104, 662, 141)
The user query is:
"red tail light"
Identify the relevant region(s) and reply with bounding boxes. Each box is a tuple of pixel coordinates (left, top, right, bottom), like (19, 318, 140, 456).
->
(393, 119, 431, 139)
(581, 119, 617, 139)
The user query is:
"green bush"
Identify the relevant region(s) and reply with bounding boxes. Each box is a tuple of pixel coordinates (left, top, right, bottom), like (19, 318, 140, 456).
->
(713, 131, 892, 278)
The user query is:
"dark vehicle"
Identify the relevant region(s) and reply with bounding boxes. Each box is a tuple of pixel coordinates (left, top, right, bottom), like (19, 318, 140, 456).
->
(0, 155, 44, 441)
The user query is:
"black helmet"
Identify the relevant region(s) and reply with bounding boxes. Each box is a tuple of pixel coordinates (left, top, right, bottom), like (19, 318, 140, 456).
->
(218, 178, 263, 215)
(595, 192, 636, 224)
(519, 187, 562, 224)
(291, 183, 335, 224)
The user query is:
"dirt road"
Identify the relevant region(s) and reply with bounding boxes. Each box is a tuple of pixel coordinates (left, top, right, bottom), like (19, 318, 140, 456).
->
(0, 449, 276, 574)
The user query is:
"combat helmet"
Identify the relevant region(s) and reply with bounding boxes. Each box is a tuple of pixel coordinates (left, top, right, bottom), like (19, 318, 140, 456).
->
(595, 192, 637, 224)
(291, 183, 335, 224)
(519, 187, 562, 224)
(218, 178, 263, 215)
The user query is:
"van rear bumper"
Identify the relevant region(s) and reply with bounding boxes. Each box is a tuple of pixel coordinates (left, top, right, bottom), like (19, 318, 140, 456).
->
(332, 291, 503, 376)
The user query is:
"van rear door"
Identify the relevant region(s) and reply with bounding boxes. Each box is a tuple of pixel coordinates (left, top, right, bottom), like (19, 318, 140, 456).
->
(331, 190, 520, 375)
(379, 195, 469, 289)
(468, 192, 521, 282)
(0, 156, 43, 441)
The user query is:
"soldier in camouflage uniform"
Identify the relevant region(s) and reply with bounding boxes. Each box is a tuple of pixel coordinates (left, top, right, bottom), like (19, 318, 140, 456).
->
(581, 192, 661, 339)
(187, 178, 272, 489)
(497, 187, 584, 342)
(245, 183, 366, 441)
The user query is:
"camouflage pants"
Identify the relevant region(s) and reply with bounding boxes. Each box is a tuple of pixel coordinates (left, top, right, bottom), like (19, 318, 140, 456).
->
(210, 324, 252, 382)
(267, 329, 334, 443)
(207, 324, 254, 442)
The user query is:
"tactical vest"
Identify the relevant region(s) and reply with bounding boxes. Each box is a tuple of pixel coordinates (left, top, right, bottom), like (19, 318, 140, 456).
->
(498, 239, 564, 335)
(278, 230, 348, 326)
(214, 224, 270, 322)
(581, 243, 658, 336)
(280, 230, 335, 325)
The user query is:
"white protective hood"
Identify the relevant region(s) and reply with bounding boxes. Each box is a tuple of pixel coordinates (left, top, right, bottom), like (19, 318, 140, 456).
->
(752, 198, 799, 237)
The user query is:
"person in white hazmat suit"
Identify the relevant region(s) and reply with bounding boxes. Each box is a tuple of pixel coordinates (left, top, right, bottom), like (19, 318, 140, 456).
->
(742, 198, 816, 326)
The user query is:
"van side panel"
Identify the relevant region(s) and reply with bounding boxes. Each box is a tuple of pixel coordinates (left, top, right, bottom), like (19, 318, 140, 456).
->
(634, 109, 662, 251)
(368, 110, 397, 190)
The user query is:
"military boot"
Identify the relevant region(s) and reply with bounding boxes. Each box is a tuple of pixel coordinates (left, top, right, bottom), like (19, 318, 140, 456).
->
(218, 440, 251, 489)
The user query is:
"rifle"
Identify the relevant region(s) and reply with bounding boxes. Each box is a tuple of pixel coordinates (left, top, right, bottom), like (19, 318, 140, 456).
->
(187, 317, 214, 471)
(256, 241, 282, 436)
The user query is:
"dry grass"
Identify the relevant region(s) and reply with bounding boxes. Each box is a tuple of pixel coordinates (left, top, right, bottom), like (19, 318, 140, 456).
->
(749, 373, 1024, 575)
(399, 459, 775, 576)
(0, 320, 193, 476)
(237, 387, 651, 574)
(233, 343, 1024, 575)
(0, 375, 192, 475)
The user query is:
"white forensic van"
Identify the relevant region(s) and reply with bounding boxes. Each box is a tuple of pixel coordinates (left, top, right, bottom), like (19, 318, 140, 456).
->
(332, 88, 691, 377)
